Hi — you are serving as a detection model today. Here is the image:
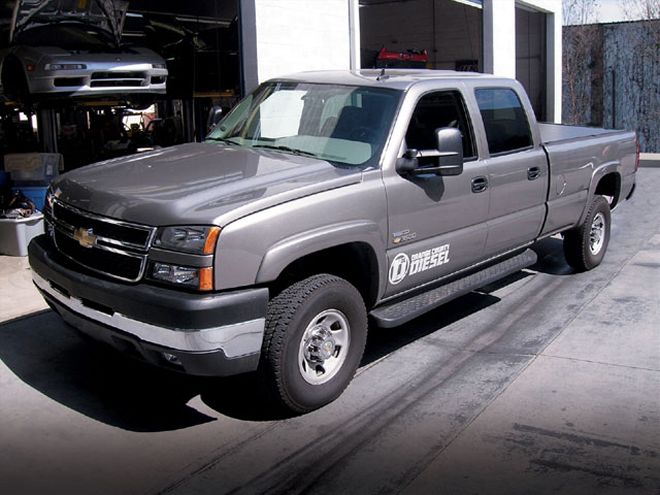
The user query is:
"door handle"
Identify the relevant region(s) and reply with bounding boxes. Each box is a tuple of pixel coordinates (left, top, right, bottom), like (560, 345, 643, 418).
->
(527, 167, 541, 180)
(471, 176, 488, 193)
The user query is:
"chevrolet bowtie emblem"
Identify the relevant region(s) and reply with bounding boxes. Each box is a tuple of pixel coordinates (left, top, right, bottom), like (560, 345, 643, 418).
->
(73, 227, 97, 249)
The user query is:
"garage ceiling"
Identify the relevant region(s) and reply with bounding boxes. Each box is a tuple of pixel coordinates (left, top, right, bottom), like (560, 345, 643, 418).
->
(0, 0, 238, 28)
(129, 0, 237, 22)
(360, 0, 482, 6)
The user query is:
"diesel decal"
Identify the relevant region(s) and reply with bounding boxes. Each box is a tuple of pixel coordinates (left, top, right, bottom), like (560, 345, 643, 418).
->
(388, 244, 451, 285)
(409, 245, 450, 275)
(389, 253, 410, 285)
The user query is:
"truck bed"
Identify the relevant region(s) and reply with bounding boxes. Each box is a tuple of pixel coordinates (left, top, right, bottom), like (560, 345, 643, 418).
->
(539, 123, 626, 144)
(538, 123, 637, 237)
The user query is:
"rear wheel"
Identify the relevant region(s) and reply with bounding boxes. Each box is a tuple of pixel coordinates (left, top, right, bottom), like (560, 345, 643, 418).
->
(259, 274, 367, 413)
(563, 195, 611, 271)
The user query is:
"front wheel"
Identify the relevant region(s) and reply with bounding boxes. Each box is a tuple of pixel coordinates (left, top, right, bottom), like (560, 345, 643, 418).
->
(563, 195, 611, 271)
(259, 274, 368, 413)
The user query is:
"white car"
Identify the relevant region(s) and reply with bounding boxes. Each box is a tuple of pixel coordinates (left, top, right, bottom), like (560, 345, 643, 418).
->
(0, 0, 167, 103)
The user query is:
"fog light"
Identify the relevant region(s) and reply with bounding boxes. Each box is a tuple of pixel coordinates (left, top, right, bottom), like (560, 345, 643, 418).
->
(150, 262, 213, 291)
(152, 262, 198, 285)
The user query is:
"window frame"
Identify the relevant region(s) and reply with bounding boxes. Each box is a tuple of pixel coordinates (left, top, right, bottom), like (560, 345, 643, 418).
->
(405, 88, 478, 163)
(473, 86, 535, 158)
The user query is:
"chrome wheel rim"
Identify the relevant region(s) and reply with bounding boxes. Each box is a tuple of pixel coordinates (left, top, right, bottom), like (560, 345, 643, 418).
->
(298, 309, 350, 385)
(589, 212, 606, 255)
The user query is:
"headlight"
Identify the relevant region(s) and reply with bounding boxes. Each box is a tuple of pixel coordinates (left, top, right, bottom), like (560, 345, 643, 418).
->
(153, 226, 220, 254)
(150, 263, 213, 291)
(152, 63, 167, 69)
(45, 64, 87, 71)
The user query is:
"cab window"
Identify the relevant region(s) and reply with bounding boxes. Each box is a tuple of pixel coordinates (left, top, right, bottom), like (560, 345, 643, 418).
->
(475, 88, 533, 155)
(405, 90, 476, 160)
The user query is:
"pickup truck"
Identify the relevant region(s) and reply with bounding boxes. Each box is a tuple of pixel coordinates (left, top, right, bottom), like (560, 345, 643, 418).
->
(28, 70, 639, 413)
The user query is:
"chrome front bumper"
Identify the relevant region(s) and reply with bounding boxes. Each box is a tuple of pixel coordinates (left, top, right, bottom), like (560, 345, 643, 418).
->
(29, 234, 268, 376)
(33, 272, 265, 358)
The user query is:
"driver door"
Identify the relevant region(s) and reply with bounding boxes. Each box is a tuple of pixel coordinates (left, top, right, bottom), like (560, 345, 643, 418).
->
(383, 89, 489, 298)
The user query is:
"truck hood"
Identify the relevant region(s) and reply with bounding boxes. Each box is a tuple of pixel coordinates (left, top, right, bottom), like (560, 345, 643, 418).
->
(51, 142, 364, 227)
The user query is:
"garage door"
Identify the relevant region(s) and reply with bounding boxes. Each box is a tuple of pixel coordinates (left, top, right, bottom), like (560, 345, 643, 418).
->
(516, 5, 547, 121)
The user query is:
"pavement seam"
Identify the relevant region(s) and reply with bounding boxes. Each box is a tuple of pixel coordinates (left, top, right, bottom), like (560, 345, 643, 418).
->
(0, 309, 51, 327)
(537, 353, 660, 373)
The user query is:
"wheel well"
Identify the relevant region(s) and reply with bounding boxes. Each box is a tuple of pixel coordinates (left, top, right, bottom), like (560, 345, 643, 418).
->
(272, 243, 380, 309)
(595, 172, 621, 208)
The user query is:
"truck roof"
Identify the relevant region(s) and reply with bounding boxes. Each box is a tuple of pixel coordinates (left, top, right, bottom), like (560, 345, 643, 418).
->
(274, 69, 500, 91)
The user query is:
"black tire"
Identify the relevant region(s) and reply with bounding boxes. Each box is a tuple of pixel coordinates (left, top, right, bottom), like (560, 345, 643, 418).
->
(259, 274, 368, 413)
(563, 195, 611, 272)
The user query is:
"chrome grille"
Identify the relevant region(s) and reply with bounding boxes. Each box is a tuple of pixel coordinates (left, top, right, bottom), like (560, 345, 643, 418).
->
(49, 200, 155, 282)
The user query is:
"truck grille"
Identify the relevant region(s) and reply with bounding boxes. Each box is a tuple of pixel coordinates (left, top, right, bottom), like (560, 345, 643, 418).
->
(54, 230, 144, 281)
(90, 71, 147, 88)
(53, 202, 151, 248)
(50, 200, 155, 282)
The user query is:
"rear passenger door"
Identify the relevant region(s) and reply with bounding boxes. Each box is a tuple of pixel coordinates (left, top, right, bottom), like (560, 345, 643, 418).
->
(474, 88, 548, 257)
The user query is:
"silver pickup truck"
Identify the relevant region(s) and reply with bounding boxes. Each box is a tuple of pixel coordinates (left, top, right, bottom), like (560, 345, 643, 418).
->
(28, 70, 638, 413)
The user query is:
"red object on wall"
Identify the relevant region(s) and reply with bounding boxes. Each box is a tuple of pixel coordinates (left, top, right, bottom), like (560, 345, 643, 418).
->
(376, 47, 428, 68)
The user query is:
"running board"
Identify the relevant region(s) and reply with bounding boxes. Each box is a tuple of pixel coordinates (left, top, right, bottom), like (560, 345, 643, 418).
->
(370, 249, 538, 328)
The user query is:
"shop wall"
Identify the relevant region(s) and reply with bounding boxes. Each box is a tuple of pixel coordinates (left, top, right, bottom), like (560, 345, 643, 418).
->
(241, 0, 352, 92)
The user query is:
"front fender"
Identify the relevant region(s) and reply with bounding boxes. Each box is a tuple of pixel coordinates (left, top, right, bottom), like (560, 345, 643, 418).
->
(256, 220, 386, 284)
(213, 174, 389, 293)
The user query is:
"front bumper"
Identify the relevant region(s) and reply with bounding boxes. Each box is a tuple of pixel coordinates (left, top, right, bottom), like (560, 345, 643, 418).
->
(28, 66, 167, 96)
(29, 235, 269, 376)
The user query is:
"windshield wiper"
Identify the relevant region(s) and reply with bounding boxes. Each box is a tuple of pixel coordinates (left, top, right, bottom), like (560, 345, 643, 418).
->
(252, 144, 319, 158)
(206, 137, 239, 145)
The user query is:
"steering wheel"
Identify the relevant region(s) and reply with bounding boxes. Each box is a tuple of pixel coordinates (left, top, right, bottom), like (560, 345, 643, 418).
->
(350, 126, 376, 142)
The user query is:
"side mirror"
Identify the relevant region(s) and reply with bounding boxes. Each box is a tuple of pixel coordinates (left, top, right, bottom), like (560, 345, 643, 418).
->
(206, 106, 224, 132)
(434, 127, 464, 176)
(395, 148, 419, 174)
(396, 128, 464, 177)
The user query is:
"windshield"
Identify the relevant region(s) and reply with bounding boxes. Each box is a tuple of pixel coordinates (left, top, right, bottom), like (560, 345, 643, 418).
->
(206, 82, 401, 167)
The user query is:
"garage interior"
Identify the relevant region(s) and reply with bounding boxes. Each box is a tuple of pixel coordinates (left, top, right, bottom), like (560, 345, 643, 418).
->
(359, 0, 483, 72)
(516, 3, 547, 121)
(0, 0, 240, 175)
(360, 0, 548, 121)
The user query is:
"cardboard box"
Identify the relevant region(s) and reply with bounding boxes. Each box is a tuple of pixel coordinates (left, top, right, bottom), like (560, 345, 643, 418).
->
(3, 153, 62, 182)
(0, 214, 44, 257)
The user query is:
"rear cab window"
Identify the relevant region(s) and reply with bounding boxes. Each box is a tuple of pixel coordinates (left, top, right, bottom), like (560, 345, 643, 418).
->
(475, 88, 533, 156)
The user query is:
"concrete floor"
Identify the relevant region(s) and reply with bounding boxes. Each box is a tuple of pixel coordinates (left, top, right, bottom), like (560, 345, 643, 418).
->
(0, 169, 659, 495)
(0, 256, 48, 321)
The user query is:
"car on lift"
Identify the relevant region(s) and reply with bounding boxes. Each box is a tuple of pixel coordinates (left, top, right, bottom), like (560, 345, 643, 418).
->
(0, 0, 167, 105)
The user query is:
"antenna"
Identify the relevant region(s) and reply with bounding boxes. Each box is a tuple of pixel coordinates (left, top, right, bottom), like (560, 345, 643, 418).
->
(377, 68, 389, 81)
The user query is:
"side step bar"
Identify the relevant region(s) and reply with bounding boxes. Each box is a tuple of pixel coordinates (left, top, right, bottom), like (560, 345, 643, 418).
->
(370, 249, 538, 328)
